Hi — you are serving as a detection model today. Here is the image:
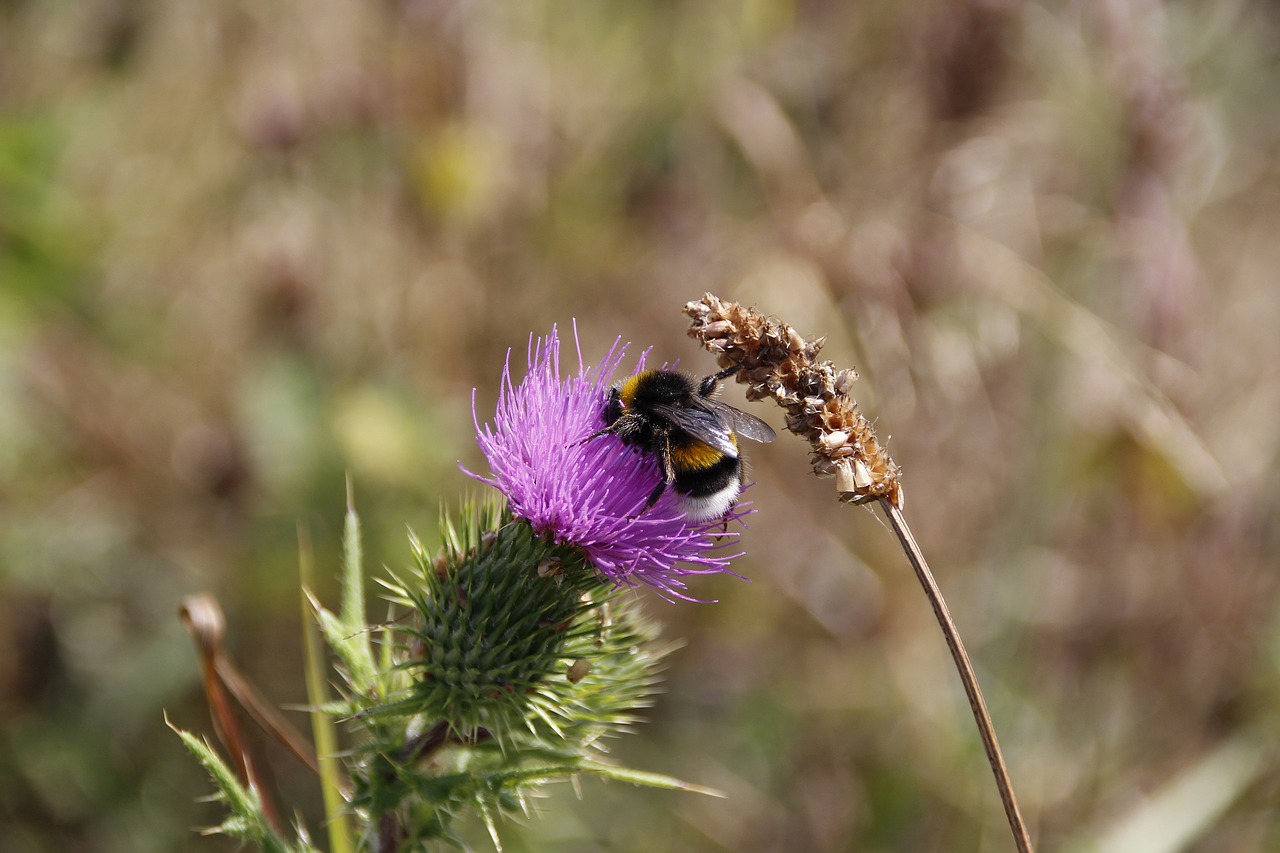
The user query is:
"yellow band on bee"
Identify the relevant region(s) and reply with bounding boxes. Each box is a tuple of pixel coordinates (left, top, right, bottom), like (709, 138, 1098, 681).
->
(617, 371, 653, 406)
(671, 441, 725, 470)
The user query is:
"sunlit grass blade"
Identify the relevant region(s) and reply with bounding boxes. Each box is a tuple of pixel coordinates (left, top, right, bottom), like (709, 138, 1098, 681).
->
(299, 522, 355, 853)
(1068, 732, 1269, 853)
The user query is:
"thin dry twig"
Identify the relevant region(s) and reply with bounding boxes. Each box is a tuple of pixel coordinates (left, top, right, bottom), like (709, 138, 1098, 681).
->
(180, 594, 287, 835)
(181, 593, 351, 820)
(685, 293, 1034, 853)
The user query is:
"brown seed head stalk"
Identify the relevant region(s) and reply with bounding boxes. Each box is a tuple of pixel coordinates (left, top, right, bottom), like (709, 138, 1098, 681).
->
(684, 292, 903, 507)
(685, 292, 1035, 853)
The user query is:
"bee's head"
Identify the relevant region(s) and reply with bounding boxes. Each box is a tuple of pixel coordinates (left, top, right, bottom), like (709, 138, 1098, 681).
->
(603, 386, 624, 425)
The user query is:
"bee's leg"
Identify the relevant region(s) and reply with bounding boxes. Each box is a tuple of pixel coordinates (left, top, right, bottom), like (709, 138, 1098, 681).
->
(711, 465, 747, 535)
(698, 365, 740, 397)
(643, 434, 677, 509)
(572, 423, 615, 447)
(631, 465, 669, 520)
(573, 387, 624, 446)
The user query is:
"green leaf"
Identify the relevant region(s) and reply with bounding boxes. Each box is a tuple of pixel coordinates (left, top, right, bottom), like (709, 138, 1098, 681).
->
(168, 718, 316, 853)
(577, 760, 726, 797)
(338, 477, 377, 689)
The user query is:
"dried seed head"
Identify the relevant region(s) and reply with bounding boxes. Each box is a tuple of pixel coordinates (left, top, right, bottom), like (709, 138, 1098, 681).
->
(684, 293, 903, 507)
(566, 659, 592, 684)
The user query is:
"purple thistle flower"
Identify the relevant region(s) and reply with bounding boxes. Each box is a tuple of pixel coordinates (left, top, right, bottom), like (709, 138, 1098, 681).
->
(469, 325, 748, 600)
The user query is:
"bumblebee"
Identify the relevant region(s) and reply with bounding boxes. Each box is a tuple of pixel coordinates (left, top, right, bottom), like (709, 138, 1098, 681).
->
(583, 367, 776, 520)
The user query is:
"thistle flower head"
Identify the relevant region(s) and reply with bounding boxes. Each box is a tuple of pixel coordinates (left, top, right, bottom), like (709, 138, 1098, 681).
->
(469, 325, 747, 600)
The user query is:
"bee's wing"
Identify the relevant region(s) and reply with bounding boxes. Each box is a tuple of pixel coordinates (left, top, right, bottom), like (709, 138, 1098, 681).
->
(697, 398, 777, 444)
(649, 404, 741, 457)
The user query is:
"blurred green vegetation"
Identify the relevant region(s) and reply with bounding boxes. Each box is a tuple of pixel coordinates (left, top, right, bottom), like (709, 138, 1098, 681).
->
(3, 1, 1280, 851)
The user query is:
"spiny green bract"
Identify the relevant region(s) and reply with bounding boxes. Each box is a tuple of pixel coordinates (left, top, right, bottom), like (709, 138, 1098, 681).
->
(353, 497, 674, 847)
(376, 498, 667, 745)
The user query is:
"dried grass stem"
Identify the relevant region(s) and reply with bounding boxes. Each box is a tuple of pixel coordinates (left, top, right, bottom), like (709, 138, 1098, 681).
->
(880, 500, 1033, 853)
(685, 293, 1034, 853)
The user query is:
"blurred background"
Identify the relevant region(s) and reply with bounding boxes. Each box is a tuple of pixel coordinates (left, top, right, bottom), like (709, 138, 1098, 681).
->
(3, 1, 1280, 851)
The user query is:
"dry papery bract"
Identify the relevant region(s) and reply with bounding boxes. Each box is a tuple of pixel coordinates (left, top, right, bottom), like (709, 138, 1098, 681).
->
(684, 293, 902, 507)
